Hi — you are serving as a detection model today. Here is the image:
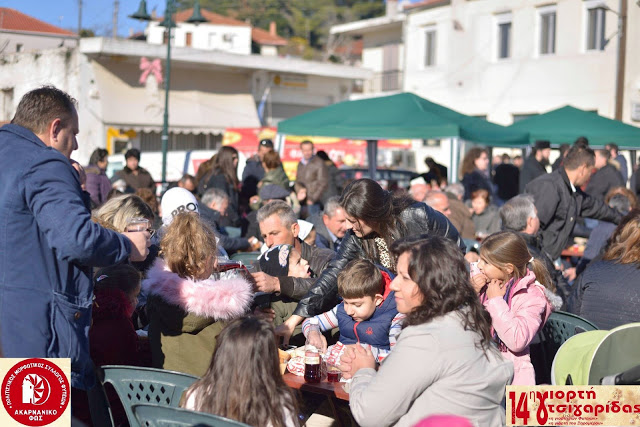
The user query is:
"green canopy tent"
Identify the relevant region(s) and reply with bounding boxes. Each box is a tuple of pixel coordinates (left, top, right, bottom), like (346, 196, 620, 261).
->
(277, 92, 529, 181)
(509, 105, 640, 149)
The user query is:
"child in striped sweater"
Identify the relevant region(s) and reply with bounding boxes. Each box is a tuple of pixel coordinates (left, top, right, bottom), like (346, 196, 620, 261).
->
(301, 259, 404, 363)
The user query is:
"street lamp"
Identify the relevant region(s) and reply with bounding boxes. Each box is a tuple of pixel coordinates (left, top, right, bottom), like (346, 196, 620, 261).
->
(129, 0, 207, 184)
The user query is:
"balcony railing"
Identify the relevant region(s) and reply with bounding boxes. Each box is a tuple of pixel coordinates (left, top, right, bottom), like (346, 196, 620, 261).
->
(367, 70, 403, 93)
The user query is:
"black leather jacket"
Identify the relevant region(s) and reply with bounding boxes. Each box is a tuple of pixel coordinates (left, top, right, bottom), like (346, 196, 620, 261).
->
(293, 202, 465, 317)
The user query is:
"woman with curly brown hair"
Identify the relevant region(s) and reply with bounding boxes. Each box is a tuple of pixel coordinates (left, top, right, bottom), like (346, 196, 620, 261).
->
(143, 212, 253, 376)
(459, 146, 493, 201)
(182, 317, 300, 427)
(570, 209, 640, 329)
(339, 236, 513, 427)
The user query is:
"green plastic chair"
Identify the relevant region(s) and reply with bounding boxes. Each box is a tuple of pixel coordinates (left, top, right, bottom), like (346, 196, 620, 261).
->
(530, 311, 598, 384)
(97, 365, 199, 427)
(133, 404, 250, 427)
(229, 251, 260, 264)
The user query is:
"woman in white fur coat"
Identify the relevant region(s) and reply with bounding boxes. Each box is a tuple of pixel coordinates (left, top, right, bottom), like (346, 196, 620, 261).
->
(143, 213, 253, 377)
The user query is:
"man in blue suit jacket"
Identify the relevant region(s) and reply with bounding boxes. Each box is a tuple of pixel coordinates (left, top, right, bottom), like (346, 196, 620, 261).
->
(0, 86, 149, 389)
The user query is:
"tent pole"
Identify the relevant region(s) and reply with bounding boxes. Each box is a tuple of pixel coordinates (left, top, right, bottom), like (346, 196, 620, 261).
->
(450, 137, 460, 183)
(367, 140, 378, 182)
(275, 133, 285, 157)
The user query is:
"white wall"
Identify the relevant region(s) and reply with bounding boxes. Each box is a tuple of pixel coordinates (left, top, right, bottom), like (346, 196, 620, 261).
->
(403, 0, 639, 126)
(0, 31, 76, 53)
(146, 22, 251, 55)
(0, 47, 103, 164)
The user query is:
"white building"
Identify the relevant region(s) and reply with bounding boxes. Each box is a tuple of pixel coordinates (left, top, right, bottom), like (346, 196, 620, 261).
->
(331, 0, 640, 173)
(145, 8, 288, 57)
(0, 34, 370, 179)
(0, 7, 77, 55)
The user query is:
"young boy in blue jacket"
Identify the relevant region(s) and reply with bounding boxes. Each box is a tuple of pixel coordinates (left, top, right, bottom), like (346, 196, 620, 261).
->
(301, 259, 404, 362)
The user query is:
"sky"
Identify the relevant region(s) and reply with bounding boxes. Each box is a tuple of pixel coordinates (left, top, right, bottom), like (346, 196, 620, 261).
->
(2, 0, 421, 38)
(1, 0, 168, 37)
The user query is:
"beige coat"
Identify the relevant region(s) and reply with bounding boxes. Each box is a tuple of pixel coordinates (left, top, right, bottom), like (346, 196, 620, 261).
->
(349, 310, 513, 427)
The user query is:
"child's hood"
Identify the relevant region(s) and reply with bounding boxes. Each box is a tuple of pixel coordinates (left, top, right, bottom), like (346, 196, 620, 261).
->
(380, 270, 394, 301)
(142, 258, 253, 319)
(93, 288, 133, 322)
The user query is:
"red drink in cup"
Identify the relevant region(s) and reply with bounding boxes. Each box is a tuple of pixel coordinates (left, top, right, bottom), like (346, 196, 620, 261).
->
(304, 349, 321, 383)
(327, 369, 340, 382)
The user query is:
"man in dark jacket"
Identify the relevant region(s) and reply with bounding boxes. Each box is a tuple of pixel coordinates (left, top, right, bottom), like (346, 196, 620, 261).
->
(200, 188, 261, 254)
(525, 146, 623, 260)
(307, 196, 348, 252)
(0, 86, 149, 390)
(296, 140, 329, 216)
(500, 195, 570, 306)
(114, 148, 155, 191)
(519, 140, 551, 193)
(585, 149, 624, 200)
(252, 201, 334, 300)
(493, 153, 520, 203)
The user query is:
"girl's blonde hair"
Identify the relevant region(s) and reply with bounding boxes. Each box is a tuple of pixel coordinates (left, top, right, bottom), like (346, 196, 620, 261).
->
(480, 231, 553, 292)
(160, 213, 217, 279)
(94, 194, 154, 232)
(603, 209, 640, 265)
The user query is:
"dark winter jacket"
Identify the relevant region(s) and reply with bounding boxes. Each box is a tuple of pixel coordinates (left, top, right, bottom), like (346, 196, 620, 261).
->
(293, 202, 464, 317)
(85, 164, 112, 207)
(585, 164, 625, 201)
(321, 162, 345, 205)
(199, 171, 240, 227)
(114, 166, 155, 191)
(0, 124, 132, 389)
(198, 202, 250, 254)
(493, 163, 519, 201)
(519, 155, 548, 193)
(525, 168, 622, 259)
(461, 170, 493, 201)
(568, 260, 640, 330)
(296, 156, 329, 204)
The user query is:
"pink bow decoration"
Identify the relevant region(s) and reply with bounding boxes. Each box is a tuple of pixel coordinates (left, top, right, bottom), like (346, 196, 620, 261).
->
(139, 57, 163, 85)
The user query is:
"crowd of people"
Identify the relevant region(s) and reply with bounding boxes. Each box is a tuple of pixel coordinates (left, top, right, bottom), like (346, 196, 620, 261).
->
(1, 85, 640, 427)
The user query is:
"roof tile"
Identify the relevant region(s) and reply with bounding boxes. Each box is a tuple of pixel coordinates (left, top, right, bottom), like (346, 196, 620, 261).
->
(0, 8, 76, 37)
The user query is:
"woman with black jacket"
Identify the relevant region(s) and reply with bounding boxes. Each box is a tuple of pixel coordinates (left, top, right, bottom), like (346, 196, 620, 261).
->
(198, 146, 241, 227)
(276, 178, 464, 343)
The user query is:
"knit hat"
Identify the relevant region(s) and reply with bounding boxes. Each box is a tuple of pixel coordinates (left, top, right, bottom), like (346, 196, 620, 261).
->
(161, 187, 199, 226)
(259, 244, 293, 277)
(260, 184, 290, 201)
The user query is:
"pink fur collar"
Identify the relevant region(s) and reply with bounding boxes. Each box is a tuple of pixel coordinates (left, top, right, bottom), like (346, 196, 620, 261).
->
(142, 259, 253, 319)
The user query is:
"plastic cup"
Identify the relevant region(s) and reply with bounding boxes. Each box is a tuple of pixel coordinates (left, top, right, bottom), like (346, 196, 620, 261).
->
(125, 217, 149, 233)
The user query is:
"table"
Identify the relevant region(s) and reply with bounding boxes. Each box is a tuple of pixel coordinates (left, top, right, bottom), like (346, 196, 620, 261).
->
(282, 372, 350, 401)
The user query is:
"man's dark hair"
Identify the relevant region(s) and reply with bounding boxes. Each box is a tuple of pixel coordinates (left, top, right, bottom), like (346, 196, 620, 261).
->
(606, 143, 619, 154)
(573, 136, 589, 148)
(558, 144, 571, 156)
(89, 148, 109, 165)
(563, 146, 595, 170)
(11, 85, 77, 135)
(179, 174, 196, 186)
(125, 148, 141, 161)
(300, 140, 313, 148)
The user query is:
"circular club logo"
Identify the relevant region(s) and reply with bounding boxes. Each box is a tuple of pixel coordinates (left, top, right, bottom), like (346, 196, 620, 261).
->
(2, 359, 69, 426)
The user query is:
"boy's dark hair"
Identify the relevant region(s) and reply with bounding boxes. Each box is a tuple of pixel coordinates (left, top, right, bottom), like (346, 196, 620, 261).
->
(94, 264, 141, 295)
(337, 259, 384, 299)
(11, 85, 77, 135)
(125, 148, 141, 161)
(563, 146, 595, 170)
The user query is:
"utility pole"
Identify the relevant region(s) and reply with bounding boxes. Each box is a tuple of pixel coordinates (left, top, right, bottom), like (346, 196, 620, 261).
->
(113, 0, 119, 39)
(613, 0, 627, 121)
(77, 0, 82, 43)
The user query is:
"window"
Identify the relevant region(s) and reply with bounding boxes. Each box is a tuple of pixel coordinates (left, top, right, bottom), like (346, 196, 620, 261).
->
(424, 27, 436, 67)
(185, 32, 192, 47)
(586, 4, 606, 50)
(496, 13, 512, 59)
(539, 5, 556, 55)
(15, 44, 23, 52)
